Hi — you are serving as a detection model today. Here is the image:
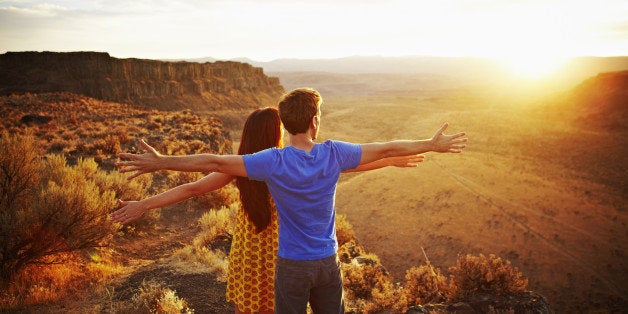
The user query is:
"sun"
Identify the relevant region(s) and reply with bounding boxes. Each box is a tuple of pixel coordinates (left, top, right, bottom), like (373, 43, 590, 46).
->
(497, 53, 568, 79)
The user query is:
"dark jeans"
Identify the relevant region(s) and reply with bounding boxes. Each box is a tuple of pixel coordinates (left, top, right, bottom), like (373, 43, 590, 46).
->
(274, 253, 344, 314)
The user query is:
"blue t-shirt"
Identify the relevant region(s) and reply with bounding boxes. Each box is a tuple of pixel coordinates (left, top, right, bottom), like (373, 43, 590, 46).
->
(243, 140, 362, 260)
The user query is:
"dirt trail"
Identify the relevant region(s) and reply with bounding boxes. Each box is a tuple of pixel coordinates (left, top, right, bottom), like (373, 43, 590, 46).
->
(110, 205, 234, 314)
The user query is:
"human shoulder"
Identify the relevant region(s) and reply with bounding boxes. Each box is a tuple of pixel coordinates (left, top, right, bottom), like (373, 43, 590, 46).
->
(249, 146, 281, 155)
(322, 139, 360, 149)
(243, 147, 280, 162)
(242, 147, 281, 180)
(319, 139, 353, 146)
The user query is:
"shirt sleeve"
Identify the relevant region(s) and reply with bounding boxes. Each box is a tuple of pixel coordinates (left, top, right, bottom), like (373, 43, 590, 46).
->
(330, 140, 362, 171)
(242, 148, 276, 181)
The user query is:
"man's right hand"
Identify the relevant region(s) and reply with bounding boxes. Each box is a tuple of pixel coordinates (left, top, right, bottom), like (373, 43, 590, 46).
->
(430, 123, 467, 153)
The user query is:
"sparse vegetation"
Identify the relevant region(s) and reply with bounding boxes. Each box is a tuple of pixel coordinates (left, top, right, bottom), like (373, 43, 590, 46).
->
(402, 262, 449, 306)
(0, 92, 232, 171)
(336, 213, 357, 247)
(0, 132, 149, 309)
(0, 95, 543, 312)
(448, 253, 528, 300)
(1, 133, 132, 282)
(0, 93, 234, 311)
(342, 252, 404, 313)
(340, 241, 530, 313)
(122, 280, 194, 314)
(193, 204, 237, 249)
(169, 204, 238, 282)
(1, 64, 624, 312)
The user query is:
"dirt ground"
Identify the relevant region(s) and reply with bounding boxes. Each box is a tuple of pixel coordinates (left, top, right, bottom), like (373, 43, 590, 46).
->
(108, 205, 235, 314)
(103, 92, 626, 313)
(324, 94, 627, 313)
(15, 85, 625, 313)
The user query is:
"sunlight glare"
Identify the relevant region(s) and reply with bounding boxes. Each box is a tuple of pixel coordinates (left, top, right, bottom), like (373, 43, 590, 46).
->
(479, 8, 572, 80)
(498, 53, 568, 79)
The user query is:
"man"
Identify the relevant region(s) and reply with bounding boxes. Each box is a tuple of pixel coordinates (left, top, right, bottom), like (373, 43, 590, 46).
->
(116, 87, 467, 313)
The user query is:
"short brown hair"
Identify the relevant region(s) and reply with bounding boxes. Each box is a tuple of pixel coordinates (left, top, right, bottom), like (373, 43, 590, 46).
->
(278, 88, 321, 135)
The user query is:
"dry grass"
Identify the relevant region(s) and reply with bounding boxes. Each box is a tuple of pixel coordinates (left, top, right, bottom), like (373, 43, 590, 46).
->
(0, 250, 126, 311)
(120, 280, 194, 313)
(169, 204, 238, 282)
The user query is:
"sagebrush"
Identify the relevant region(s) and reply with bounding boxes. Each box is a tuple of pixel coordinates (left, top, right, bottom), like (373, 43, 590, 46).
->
(0, 132, 147, 284)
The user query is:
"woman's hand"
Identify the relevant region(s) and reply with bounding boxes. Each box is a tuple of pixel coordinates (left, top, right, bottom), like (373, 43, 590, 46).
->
(111, 199, 146, 224)
(116, 139, 163, 180)
(387, 154, 425, 167)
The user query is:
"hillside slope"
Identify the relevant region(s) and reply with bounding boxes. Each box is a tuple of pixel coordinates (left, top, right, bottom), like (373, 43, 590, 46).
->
(0, 92, 233, 170)
(317, 73, 626, 312)
(563, 70, 628, 130)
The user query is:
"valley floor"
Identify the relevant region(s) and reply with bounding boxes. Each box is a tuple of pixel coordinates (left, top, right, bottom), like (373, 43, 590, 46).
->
(326, 94, 627, 312)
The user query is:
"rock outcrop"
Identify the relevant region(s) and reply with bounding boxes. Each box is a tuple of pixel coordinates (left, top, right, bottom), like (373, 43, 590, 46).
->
(0, 51, 284, 111)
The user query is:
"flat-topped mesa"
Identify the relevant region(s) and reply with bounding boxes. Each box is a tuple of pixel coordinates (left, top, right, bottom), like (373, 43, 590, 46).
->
(0, 51, 285, 111)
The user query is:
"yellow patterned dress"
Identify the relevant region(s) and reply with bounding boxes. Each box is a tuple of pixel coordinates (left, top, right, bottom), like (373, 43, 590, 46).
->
(226, 205, 279, 312)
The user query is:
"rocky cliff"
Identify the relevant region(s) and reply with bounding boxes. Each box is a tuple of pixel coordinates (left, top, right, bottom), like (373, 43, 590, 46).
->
(0, 51, 284, 111)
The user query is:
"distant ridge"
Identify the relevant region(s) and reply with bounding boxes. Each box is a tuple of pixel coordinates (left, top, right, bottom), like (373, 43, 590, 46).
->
(566, 70, 628, 130)
(182, 55, 628, 91)
(0, 51, 285, 111)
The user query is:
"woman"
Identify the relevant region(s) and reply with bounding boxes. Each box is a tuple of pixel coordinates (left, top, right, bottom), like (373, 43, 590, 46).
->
(112, 107, 423, 313)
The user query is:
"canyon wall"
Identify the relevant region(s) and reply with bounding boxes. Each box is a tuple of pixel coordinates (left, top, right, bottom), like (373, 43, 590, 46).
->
(0, 51, 284, 111)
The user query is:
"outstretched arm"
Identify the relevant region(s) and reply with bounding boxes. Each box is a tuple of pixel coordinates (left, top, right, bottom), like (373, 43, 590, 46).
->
(111, 172, 234, 224)
(359, 123, 467, 165)
(344, 154, 425, 173)
(116, 139, 247, 179)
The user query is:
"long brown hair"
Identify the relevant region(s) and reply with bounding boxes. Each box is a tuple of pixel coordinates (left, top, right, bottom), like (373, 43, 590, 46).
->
(235, 107, 283, 233)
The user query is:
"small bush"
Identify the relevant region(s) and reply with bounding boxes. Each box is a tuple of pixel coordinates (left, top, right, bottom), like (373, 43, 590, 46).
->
(335, 214, 356, 247)
(170, 246, 229, 282)
(197, 183, 240, 211)
(192, 204, 237, 249)
(402, 263, 449, 308)
(342, 253, 402, 313)
(449, 253, 528, 300)
(92, 135, 121, 155)
(338, 240, 364, 263)
(168, 171, 204, 188)
(124, 280, 193, 314)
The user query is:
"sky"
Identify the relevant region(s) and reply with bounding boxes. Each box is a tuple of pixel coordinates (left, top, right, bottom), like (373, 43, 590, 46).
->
(1, 0, 627, 63)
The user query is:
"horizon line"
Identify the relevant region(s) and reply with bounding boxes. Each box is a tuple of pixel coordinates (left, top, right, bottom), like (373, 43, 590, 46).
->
(2, 50, 628, 63)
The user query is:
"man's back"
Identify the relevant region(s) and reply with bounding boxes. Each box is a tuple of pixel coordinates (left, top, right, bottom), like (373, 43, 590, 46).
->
(243, 140, 361, 260)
